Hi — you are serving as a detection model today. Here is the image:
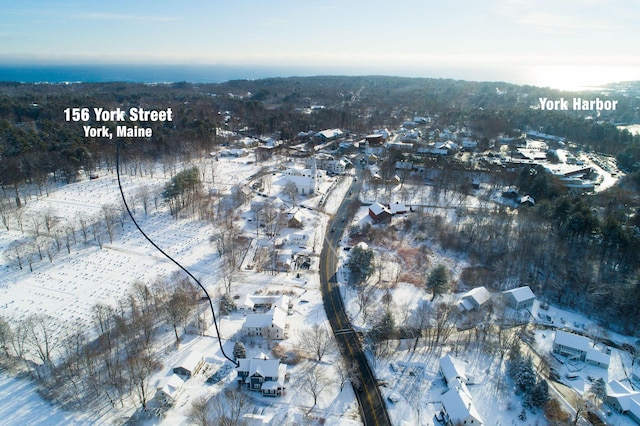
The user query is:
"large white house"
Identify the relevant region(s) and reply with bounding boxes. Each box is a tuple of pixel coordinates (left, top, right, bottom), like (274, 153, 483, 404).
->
(552, 330, 610, 368)
(282, 167, 319, 195)
(242, 306, 287, 340)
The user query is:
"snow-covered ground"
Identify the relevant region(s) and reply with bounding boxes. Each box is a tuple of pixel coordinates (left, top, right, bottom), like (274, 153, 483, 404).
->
(0, 373, 88, 426)
(0, 154, 361, 425)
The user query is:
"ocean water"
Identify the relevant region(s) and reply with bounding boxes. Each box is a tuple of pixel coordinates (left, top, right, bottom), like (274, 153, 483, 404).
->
(0, 64, 308, 84)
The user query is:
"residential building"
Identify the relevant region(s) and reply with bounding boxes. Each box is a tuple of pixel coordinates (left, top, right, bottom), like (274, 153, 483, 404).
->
(155, 374, 184, 405)
(605, 380, 640, 424)
(173, 351, 205, 379)
(553, 330, 590, 361)
(440, 381, 483, 425)
(314, 128, 344, 142)
(502, 286, 536, 310)
(457, 287, 491, 311)
(236, 355, 287, 397)
(242, 307, 287, 340)
(388, 201, 408, 215)
(368, 202, 392, 223)
(439, 354, 470, 385)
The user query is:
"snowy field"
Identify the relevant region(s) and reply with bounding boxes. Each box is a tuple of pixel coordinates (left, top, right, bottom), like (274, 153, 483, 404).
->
(0, 154, 365, 425)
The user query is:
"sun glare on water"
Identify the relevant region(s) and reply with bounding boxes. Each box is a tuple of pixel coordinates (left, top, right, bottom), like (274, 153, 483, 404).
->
(530, 65, 639, 92)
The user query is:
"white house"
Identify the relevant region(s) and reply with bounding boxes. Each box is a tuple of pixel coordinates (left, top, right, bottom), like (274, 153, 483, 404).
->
(502, 286, 536, 310)
(237, 355, 287, 397)
(315, 128, 344, 142)
(605, 380, 640, 424)
(440, 382, 483, 426)
(282, 167, 318, 195)
(457, 287, 491, 311)
(288, 232, 309, 246)
(439, 354, 471, 385)
(553, 330, 590, 361)
(586, 349, 611, 368)
(173, 351, 205, 379)
(242, 307, 287, 340)
(155, 374, 185, 405)
(552, 330, 610, 368)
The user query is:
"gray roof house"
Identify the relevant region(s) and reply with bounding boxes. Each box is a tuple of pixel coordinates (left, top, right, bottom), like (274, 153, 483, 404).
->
(502, 286, 536, 310)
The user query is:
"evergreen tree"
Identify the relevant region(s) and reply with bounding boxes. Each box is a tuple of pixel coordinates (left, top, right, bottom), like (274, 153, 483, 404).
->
(346, 244, 375, 285)
(426, 264, 450, 301)
(507, 340, 523, 378)
(219, 293, 236, 315)
(529, 380, 549, 408)
(518, 408, 527, 421)
(233, 341, 246, 360)
(588, 377, 607, 405)
(371, 309, 395, 342)
(515, 356, 536, 393)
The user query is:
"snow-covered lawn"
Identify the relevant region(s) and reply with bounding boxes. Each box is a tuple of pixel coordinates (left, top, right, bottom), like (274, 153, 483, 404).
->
(1, 154, 360, 425)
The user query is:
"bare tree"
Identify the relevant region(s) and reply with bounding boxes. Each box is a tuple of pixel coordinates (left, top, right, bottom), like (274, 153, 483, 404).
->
(209, 388, 250, 426)
(283, 180, 298, 205)
(300, 364, 331, 409)
(102, 204, 118, 243)
(335, 357, 356, 392)
(298, 323, 335, 362)
(76, 213, 89, 244)
(187, 395, 212, 426)
(0, 199, 14, 230)
(0, 316, 13, 357)
(162, 276, 199, 346)
(136, 187, 151, 215)
(126, 348, 161, 411)
(25, 314, 60, 366)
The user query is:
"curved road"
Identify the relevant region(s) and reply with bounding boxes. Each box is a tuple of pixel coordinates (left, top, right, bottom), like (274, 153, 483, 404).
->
(320, 169, 392, 426)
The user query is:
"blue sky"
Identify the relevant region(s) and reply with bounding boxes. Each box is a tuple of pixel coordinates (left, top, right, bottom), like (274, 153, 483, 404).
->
(1, 0, 639, 87)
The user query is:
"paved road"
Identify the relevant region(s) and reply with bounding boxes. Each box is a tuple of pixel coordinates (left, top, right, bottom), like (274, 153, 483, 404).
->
(319, 169, 392, 426)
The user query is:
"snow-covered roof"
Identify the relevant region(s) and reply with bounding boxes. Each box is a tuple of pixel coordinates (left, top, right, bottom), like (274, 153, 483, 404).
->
(440, 354, 467, 384)
(156, 374, 184, 397)
(606, 380, 640, 414)
(586, 348, 610, 366)
(554, 330, 590, 352)
(369, 202, 390, 216)
(502, 286, 535, 302)
(389, 201, 407, 214)
(243, 307, 287, 330)
(237, 357, 283, 379)
(441, 384, 483, 424)
(174, 351, 204, 373)
(316, 128, 344, 139)
(519, 195, 536, 205)
(456, 299, 474, 311)
(461, 286, 491, 307)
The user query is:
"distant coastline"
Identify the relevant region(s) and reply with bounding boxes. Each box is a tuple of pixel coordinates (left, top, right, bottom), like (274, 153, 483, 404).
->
(0, 64, 306, 84)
